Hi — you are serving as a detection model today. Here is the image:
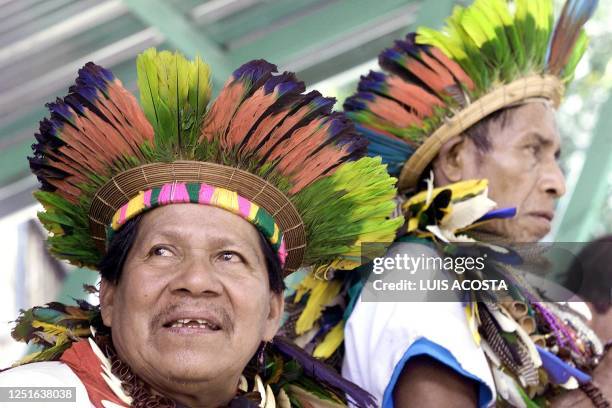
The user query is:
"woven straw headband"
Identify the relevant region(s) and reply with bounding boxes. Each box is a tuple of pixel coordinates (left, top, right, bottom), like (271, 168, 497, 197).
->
(89, 161, 305, 274)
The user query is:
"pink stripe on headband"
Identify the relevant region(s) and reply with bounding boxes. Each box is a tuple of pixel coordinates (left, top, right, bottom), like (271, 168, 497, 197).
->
(199, 184, 214, 203)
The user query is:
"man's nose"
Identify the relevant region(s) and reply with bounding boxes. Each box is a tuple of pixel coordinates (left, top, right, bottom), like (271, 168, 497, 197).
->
(169, 255, 223, 297)
(541, 160, 566, 198)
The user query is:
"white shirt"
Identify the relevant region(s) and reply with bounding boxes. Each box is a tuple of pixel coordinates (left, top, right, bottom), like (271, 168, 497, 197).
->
(0, 362, 94, 407)
(342, 241, 496, 407)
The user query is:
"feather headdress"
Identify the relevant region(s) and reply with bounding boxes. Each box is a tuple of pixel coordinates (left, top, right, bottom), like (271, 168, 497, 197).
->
(344, 0, 598, 191)
(29, 48, 403, 274)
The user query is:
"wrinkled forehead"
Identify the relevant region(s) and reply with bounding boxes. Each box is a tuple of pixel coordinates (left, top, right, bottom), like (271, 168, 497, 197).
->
(136, 204, 263, 248)
(492, 100, 560, 147)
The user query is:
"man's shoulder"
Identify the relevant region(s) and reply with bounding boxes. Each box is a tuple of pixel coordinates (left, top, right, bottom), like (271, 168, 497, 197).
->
(0, 362, 95, 407)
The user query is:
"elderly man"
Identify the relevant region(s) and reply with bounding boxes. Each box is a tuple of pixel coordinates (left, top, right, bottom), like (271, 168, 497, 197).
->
(279, 0, 609, 407)
(0, 49, 401, 407)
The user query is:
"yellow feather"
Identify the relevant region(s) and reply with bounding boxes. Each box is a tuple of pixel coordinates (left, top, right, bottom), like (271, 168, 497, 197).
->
(465, 302, 482, 345)
(403, 179, 488, 213)
(32, 320, 69, 336)
(31, 320, 91, 340)
(294, 273, 318, 304)
(295, 278, 342, 335)
(313, 322, 345, 359)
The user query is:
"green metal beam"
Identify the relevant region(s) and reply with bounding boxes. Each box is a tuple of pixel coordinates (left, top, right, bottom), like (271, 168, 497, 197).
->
(0, 139, 33, 186)
(414, 0, 455, 28)
(285, 0, 456, 90)
(555, 93, 612, 242)
(227, 0, 456, 77)
(228, 0, 418, 67)
(121, 0, 232, 87)
(205, 0, 326, 45)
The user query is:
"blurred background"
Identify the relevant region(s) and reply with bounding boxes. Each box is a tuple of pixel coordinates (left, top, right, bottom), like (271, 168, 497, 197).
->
(1, 0, 611, 367)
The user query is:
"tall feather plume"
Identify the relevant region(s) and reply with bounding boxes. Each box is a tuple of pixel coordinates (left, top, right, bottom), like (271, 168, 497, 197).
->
(137, 48, 212, 158)
(29, 52, 402, 270)
(546, 0, 598, 77)
(442, 5, 490, 90)
(270, 113, 366, 193)
(472, 0, 512, 78)
(237, 87, 306, 157)
(293, 156, 400, 267)
(232, 72, 303, 158)
(380, 34, 458, 97)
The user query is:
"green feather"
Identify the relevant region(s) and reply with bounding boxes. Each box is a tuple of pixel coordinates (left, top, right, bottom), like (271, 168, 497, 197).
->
(473, 0, 512, 79)
(293, 157, 402, 267)
(515, 0, 537, 69)
(137, 48, 212, 156)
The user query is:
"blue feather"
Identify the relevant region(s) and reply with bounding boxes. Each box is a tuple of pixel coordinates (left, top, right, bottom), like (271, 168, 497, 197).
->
(263, 72, 303, 95)
(306, 93, 335, 116)
(344, 93, 371, 112)
(75, 63, 113, 92)
(353, 125, 412, 176)
(379, 48, 403, 67)
(46, 99, 74, 126)
(392, 33, 418, 55)
(357, 71, 387, 94)
(232, 59, 277, 84)
(568, 0, 598, 22)
(537, 345, 592, 385)
(476, 207, 517, 222)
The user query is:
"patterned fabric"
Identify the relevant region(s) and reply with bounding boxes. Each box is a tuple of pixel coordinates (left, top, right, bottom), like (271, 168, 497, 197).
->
(109, 182, 286, 266)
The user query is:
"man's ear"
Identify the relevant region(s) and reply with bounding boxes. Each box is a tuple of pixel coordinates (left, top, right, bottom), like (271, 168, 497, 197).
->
(263, 292, 284, 341)
(432, 135, 469, 185)
(99, 278, 116, 327)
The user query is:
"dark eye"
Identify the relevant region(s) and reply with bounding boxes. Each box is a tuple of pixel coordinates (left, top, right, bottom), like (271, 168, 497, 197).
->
(151, 245, 173, 257)
(219, 251, 242, 263)
(525, 144, 541, 156)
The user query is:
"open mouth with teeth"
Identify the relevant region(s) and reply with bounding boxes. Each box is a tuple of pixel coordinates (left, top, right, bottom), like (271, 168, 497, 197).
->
(163, 319, 221, 331)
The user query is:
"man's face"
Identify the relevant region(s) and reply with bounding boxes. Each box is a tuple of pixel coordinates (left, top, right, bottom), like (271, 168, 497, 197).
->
(458, 102, 566, 241)
(100, 204, 282, 396)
